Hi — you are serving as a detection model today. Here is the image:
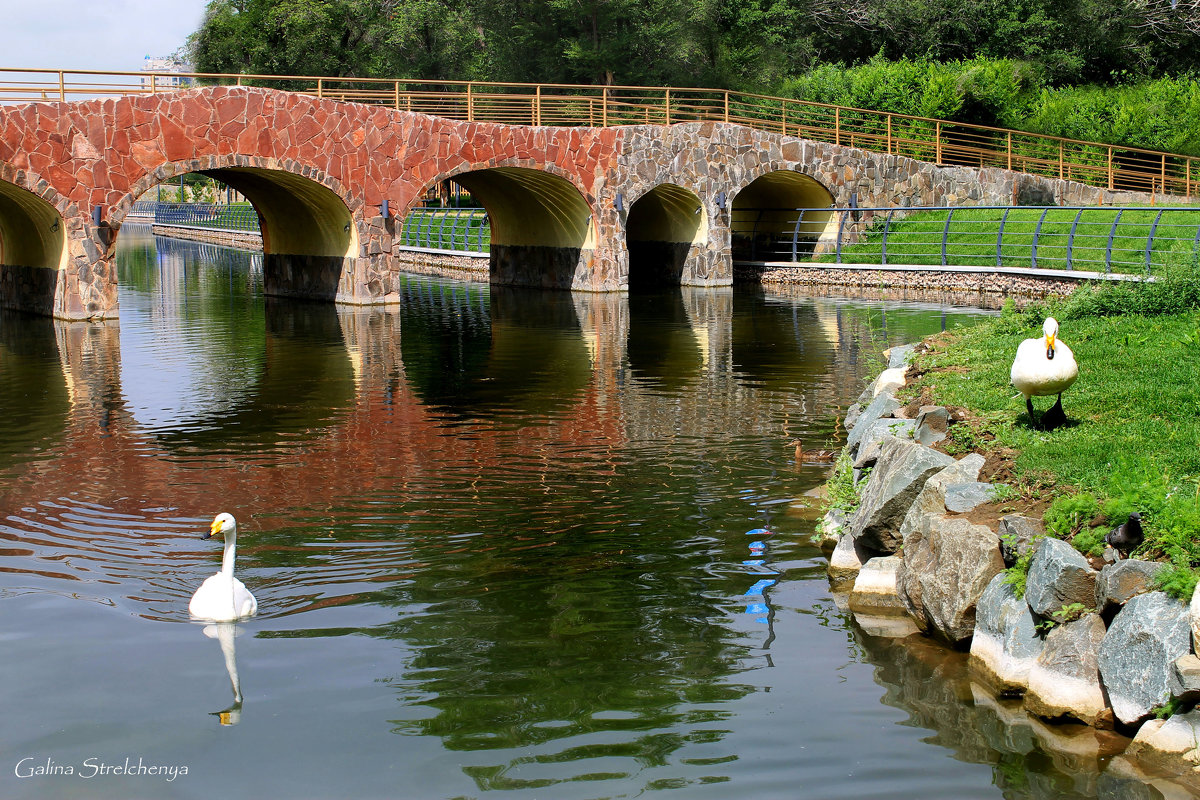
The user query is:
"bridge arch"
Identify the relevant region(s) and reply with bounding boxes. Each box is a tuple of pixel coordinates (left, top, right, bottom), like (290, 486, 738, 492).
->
(120, 156, 361, 301)
(730, 170, 835, 262)
(0, 170, 77, 317)
(420, 165, 596, 290)
(625, 183, 708, 290)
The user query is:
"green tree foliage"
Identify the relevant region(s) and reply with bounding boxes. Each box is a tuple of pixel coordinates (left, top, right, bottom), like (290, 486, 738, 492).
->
(188, 0, 1200, 153)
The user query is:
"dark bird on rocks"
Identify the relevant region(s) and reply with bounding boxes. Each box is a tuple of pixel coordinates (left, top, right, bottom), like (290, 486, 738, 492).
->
(1105, 512, 1144, 559)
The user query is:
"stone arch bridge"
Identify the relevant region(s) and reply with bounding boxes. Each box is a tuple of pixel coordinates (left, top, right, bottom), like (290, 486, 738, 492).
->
(2, 86, 1064, 319)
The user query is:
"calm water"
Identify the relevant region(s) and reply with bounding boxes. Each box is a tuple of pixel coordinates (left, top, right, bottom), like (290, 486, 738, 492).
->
(0, 228, 1163, 799)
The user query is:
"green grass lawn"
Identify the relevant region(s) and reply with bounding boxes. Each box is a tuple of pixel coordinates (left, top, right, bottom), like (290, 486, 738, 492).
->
(906, 282, 1200, 595)
(821, 207, 1200, 275)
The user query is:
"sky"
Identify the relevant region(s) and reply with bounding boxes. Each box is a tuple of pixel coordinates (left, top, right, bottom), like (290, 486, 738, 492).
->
(3, 0, 210, 73)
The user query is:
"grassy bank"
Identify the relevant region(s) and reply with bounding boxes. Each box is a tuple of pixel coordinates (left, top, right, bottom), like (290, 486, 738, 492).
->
(900, 264, 1200, 595)
(819, 207, 1200, 274)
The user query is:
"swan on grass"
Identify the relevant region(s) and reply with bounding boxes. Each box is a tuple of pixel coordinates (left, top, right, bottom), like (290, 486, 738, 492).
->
(189, 513, 257, 622)
(1010, 317, 1078, 431)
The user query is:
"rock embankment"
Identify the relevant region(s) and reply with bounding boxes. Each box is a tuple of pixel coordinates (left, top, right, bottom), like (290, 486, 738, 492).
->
(821, 347, 1200, 769)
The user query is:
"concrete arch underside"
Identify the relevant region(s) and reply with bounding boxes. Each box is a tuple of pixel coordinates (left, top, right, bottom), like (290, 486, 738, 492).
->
(626, 183, 708, 290)
(0, 179, 68, 316)
(133, 162, 360, 303)
(731, 171, 835, 261)
(435, 166, 597, 291)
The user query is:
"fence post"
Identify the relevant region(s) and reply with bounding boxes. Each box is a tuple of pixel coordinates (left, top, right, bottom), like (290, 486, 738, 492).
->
(1105, 208, 1124, 274)
(790, 209, 806, 262)
(535, 85, 542, 126)
(1007, 131, 1012, 171)
(835, 108, 840, 146)
(665, 89, 671, 125)
(836, 210, 849, 263)
(394, 81, 400, 110)
(150, 73, 157, 95)
(882, 209, 895, 265)
(997, 208, 1011, 267)
(1161, 154, 1166, 199)
(1066, 207, 1085, 270)
(1059, 142, 1064, 180)
(317, 78, 323, 99)
(936, 121, 942, 163)
(1146, 209, 1165, 275)
(602, 87, 608, 127)
(58, 71, 65, 101)
(941, 208, 953, 265)
(1031, 207, 1049, 268)
(724, 91, 729, 123)
(1107, 146, 1114, 190)
(467, 83, 474, 122)
(887, 115, 892, 155)
(449, 209, 462, 250)
(438, 208, 450, 249)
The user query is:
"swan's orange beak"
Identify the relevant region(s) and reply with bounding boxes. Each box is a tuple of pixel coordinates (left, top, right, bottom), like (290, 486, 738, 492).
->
(202, 517, 222, 541)
(1046, 332, 1056, 360)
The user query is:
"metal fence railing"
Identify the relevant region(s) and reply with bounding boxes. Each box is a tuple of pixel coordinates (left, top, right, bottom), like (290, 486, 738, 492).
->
(1, 67, 1196, 200)
(734, 205, 1200, 275)
(401, 207, 489, 254)
(142, 201, 492, 255)
(154, 202, 261, 232)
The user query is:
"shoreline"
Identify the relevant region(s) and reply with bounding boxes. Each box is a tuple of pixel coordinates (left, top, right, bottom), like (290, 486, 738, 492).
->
(816, 340, 1200, 790)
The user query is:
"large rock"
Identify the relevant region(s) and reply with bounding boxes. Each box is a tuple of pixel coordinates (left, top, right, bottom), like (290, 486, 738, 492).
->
(1098, 591, 1191, 726)
(944, 482, 999, 513)
(998, 514, 1043, 567)
(1190, 580, 1200, 655)
(849, 556, 907, 616)
(1024, 613, 1109, 726)
(897, 514, 1005, 647)
(846, 392, 901, 454)
(1171, 654, 1200, 704)
(1095, 559, 1165, 618)
(847, 437, 955, 554)
(886, 344, 915, 369)
(873, 366, 907, 397)
(1025, 537, 1097, 618)
(815, 509, 846, 552)
(1128, 709, 1200, 760)
(898, 453, 985, 546)
(913, 405, 949, 446)
(828, 532, 868, 584)
(970, 573, 1043, 695)
(852, 418, 916, 465)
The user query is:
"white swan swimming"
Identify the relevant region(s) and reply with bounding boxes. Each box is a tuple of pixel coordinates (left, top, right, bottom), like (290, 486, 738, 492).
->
(189, 513, 258, 622)
(1010, 317, 1078, 430)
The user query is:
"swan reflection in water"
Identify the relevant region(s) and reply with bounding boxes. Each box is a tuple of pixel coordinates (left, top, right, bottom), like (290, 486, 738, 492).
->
(203, 623, 244, 726)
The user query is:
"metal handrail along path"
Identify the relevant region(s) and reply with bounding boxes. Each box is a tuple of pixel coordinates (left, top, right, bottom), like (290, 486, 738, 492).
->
(734, 205, 1200, 275)
(0, 67, 1195, 199)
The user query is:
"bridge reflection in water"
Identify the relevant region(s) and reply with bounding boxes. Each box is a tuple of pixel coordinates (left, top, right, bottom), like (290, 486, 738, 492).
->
(3, 232, 1164, 800)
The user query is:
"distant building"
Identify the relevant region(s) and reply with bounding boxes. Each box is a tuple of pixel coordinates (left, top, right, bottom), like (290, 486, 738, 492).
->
(140, 56, 194, 91)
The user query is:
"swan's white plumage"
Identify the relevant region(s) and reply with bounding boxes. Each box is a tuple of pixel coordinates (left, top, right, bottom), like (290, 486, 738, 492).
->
(1010, 317, 1078, 399)
(189, 513, 257, 622)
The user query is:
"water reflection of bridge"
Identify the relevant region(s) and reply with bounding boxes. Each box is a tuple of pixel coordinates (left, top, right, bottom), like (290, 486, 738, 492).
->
(0, 278, 915, 516)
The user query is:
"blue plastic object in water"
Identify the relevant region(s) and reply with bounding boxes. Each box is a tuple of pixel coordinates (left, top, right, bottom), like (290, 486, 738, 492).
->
(745, 528, 770, 537)
(744, 579, 776, 596)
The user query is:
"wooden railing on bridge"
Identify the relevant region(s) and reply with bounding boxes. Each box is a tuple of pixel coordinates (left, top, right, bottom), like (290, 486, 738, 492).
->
(1, 67, 1196, 200)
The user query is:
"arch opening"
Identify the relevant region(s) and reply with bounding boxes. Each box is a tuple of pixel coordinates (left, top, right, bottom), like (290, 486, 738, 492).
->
(731, 172, 834, 263)
(436, 167, 595, 290)
(125, 165, 358, 303)
(626, 184, 707, 291)
(0, 180, 67, 316)
(201, 167, 357, 301)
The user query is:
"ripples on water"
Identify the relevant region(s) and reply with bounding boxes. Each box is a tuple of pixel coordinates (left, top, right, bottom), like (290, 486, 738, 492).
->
(0, 227, 1178, 799)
